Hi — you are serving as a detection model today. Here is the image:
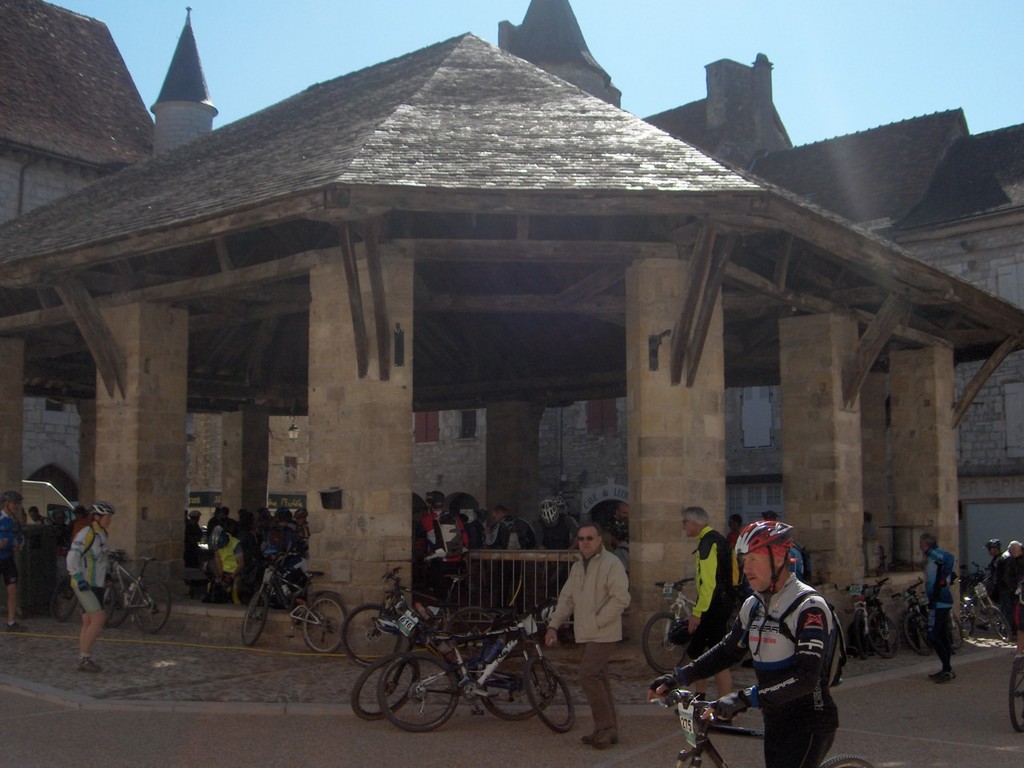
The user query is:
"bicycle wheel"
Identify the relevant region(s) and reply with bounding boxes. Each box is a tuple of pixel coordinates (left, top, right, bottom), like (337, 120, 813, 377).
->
(241, 588, 270, 646)
(987, 608, 1012, 642)
(1010, 657, 1024, 732)
(481, 655, 535, 720)
(867, 613, 898, 658)
(902, 613, 930, 656)
(642, 611, 688, 674)
(378, 653, 459, 733)
(50, 580, 77, 621)
(104, 581, 130, 628)
(342, 603, 402, 665)
(524, 656, 575, 733)
(132, 581, 171, 634)
(301, 591, 346, 653)
(819, 756, 877, 768)
(350, 644, 415, 720)
(449, 605, 507, 634)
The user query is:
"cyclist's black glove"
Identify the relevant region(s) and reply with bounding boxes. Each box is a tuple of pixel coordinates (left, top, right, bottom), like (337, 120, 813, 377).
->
(649, 673, 678, 692)
(714, 689, 750, 720)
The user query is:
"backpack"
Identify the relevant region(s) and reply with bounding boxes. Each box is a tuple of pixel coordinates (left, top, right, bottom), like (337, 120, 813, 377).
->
(792, 544, 810, 583)
(434, 509, 465, 557)
(505, 517, 536, 550)
(774, 591, 847, 688)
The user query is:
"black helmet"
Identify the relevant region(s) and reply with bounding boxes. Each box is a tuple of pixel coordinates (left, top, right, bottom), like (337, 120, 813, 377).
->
(0, 490, 23, 504)
(987, 538, 1002, 550)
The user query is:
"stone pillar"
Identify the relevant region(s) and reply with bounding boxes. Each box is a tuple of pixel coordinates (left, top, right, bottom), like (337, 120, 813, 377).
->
(94, 302, 188, 571)
(221, 407, 270, 513)
(485, 401, 543, 517)
(860, 372, 888, 573)
(0, 338, 24, 493)
(307, 242, 413, 602)
(779, 312, 863, 586)
(625, 258, 726, 633)
(77, 398, 97, 505)
(890, 346, 957, 567)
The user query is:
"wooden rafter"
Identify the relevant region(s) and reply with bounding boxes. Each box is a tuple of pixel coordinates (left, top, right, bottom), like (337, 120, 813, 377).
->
(52, 275, 126, 399)
(245, 318, 278, 387)
(363, 220, 391, 381)
(339, 224, 369, 379)
(669, 223, 716, 385)
(685, 234, 736, 387)
(841, 294, 911, 407)
(953, 335, 1023, 428)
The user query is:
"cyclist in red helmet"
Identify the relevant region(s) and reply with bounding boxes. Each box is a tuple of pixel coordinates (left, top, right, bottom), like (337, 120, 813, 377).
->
(649, 520, 838, 768)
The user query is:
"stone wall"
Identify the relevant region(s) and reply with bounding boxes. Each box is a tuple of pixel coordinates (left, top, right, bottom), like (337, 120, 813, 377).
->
(0, 152, 102, 224)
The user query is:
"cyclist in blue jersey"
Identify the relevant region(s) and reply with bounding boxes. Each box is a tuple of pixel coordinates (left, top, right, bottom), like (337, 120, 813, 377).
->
(0, 490, 27, 632)
(919, 531, 957, 683)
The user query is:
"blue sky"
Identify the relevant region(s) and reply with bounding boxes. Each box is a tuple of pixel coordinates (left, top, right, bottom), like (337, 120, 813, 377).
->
(54, 1, 1023, 148)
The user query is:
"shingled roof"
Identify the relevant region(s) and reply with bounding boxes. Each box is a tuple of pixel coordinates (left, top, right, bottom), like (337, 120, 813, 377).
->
(750, 110, 968, 226)
(896, 123, 1024, 229)
(0, 33, 756, 269)
(0, 0, 153, 167)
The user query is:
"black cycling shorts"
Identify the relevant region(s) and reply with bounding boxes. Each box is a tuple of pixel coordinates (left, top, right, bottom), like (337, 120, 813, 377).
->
(0, 558, 18, 586)
(687, 599, 731, 658)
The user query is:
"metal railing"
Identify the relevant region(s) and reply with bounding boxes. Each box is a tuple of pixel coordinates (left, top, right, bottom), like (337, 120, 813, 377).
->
(454, 549, 580, 613)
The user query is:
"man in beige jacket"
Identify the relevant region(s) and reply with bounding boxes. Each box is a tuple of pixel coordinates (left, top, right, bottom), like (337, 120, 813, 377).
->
(544, 521, 631, 750)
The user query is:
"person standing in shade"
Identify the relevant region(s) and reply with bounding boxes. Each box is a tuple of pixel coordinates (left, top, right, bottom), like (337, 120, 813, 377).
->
(682, 505, 734, 699)
(0, 490, 27, 632)
(544, 522, 630, 750)
(919, 531, 957, 683)
(66, 501, 115, 672)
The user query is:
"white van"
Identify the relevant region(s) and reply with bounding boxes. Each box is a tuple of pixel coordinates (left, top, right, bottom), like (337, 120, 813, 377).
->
(20, 480, 75, 523)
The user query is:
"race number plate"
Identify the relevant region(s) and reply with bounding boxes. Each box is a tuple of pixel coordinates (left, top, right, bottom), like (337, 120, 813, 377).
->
(398, 610, 420, 637)
(849, 584, 863, 596)
(662, 583, 674, 599)
(677, 701, 698, 748)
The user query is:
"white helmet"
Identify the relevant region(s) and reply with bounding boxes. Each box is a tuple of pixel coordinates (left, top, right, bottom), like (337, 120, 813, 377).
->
(539, 496, 563, 526)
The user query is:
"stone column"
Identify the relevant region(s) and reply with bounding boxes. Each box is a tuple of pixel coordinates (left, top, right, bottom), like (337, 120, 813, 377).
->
(307, 243, 413, 602)
(860, 372, 888, 572)
(221, 407, 270, 513)
(625, 258, 726, 633)
(779, 312, 863, 586)
(94, 302, 188, 571)
(0, 338, 24, 494)
(485, 401, 543, 517)
(890, 346, 957, 567)
(75, 398, 97, 505)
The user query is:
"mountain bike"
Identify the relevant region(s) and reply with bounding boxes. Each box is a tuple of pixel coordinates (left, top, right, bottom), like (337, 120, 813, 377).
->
(960, 563, 1011, 642)
(101, 550, 172, 633)
(894, 579, 962, 655)
(342, 565, 513, 665)
(375, 604, 573, 733)
(1011, 654, 1024, 732)
(240, 549, 347, 653)
(643, 577, 697, 673)
(657, 687, 877, 767)
(846, 578, 898, 659)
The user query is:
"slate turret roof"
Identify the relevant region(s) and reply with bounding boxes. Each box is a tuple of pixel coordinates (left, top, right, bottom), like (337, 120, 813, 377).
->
(153, 8, 216, 111)
(501, 0, 612, 84)
(0, 0, 152, 167)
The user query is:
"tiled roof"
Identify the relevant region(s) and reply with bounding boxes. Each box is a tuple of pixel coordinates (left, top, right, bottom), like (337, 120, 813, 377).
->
(0, 34, 757, 264)
(896, 123, 1024, 229)
(749, 110, 968, 224)
(0, 0, 153, 166)
(154, 10, 215, 109)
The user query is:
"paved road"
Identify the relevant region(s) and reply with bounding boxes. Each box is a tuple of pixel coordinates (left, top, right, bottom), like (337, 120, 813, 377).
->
(1, 612, 1021, 767)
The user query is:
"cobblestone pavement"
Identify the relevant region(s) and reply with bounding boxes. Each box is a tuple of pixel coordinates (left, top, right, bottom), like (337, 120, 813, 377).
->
(0, 604, 1012, 712)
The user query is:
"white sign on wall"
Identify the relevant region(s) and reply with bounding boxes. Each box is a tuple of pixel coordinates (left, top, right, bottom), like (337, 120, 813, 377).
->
(581, 478, 628, 516)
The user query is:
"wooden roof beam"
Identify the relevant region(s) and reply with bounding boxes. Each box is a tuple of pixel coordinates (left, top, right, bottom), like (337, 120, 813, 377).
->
(669, 223, 716, 384)
(685, 234, 736, 387)
(339, 224, 369, 379)
(953, 336, 1023, 428)
(362, 220, 391, 381)
(52, 275, 125, 399)
(842, 294, 911, 407)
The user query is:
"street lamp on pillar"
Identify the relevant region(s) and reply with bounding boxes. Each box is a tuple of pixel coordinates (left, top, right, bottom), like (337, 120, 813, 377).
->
(288, 418, 300, 440)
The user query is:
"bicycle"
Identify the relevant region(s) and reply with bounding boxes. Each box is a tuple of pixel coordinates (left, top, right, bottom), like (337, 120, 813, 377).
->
(894, 579, 962, 656)
(342, 565, 514, 666)
(643, 577, 697, 673)
(658, 687, 877, 767)
(97, 550, 172, 633)
(845, 578, 898, 659)
(1011, 654, 1024, 732)
(960, 563, 1011, 642)
(375, 604, 573, 733)
(240, 549, 347, 653)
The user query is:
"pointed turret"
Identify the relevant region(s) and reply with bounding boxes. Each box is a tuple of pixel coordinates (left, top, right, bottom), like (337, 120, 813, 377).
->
(499, 0, 621, 106)
(151, 8, 217, 153)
